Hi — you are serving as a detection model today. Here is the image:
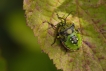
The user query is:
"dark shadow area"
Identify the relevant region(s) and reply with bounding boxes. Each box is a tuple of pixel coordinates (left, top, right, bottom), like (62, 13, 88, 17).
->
(0, 0, 62, 71)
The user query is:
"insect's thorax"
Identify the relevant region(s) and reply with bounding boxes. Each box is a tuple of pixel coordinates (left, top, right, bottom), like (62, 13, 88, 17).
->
(58, 23, 71, 33)
(58, 23, 78, 45)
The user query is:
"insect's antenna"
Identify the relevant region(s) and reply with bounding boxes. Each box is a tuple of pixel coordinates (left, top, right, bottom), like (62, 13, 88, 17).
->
(64, 11, 74, 23)
(56, 13, 64, 20)
(65, 11, 72, 20)
(56, 13, 65, 26)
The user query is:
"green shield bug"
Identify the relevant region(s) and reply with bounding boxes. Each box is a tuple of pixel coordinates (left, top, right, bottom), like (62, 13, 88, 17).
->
(43, 13, 82, 51)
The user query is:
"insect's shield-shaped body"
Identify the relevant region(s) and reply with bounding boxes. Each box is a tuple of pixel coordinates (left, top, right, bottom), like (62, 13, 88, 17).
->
(44, 12, 82, 51)
(57, 23, 80, 51)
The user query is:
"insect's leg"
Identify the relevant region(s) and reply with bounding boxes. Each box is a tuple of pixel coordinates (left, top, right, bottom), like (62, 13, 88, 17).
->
(43, 21, 56, 30)
(51, 33, 58, 45)
(51, 37, 56, 45)
(51, 25, 60, 45)
(60, 40, 69, 52)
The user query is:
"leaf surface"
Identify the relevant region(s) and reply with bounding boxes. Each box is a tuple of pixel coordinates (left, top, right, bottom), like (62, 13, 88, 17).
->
(23, 0, 106, 71)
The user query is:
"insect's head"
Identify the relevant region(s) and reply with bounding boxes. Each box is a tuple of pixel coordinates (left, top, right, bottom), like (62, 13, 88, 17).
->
(59, 22, 65, 27)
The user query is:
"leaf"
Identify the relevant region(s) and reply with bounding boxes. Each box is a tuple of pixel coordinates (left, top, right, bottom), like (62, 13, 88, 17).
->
(23, 0, 106, 71)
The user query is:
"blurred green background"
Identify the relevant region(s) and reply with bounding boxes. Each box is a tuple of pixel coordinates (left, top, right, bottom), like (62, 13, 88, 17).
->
(0, 0, 60, 71)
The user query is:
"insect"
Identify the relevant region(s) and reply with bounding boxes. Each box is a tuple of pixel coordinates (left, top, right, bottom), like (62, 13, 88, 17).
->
(44, 13, 82, 51)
